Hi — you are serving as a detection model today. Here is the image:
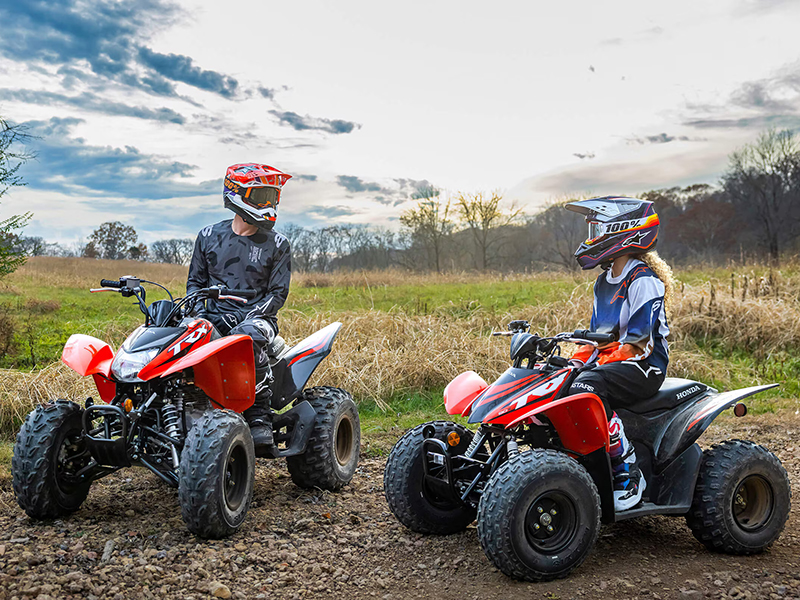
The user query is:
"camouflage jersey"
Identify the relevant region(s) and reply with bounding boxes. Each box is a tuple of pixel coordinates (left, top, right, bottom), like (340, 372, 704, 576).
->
(187, 219, 291, 334)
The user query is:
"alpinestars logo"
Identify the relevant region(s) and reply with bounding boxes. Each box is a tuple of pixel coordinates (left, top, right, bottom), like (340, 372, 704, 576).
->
(621, 231, 648, 247)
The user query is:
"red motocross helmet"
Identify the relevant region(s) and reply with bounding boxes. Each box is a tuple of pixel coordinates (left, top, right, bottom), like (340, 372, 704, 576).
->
(565, 196, 659, 270)
(223, 163, 292, 230)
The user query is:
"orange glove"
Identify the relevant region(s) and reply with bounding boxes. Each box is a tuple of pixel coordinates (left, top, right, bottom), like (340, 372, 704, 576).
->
(597, 343, 642, 365)
(571, 341, 620, 365)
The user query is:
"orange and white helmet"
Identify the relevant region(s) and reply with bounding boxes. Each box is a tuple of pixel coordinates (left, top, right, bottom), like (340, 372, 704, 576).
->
(223, 163, 292, 230)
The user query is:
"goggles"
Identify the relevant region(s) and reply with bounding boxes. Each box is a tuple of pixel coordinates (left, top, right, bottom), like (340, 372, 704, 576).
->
(241, 185, 280, 209)
(587, 220, 606, 242)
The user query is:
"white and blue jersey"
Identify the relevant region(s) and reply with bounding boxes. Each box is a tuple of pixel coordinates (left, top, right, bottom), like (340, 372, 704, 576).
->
(589, 259, 670, 373)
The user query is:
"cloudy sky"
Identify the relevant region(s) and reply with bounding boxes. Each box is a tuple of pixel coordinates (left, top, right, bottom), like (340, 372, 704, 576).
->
(2, 0, 800, 246)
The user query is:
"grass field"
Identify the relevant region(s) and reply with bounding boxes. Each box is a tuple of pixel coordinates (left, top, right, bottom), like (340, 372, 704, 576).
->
(0, 256, 798, 439)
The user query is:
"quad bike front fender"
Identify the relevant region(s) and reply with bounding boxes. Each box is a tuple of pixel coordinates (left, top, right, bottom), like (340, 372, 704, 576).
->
(506, 392, 610, 455)
(141, 334, 256, 413)
(62, 334, 116, 402)
(444, 371, 488, 416)
(655, 383, 778, 464)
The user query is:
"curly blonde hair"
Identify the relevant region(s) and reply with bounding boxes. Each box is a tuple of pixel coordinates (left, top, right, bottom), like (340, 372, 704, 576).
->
(635, 251, 675, 312)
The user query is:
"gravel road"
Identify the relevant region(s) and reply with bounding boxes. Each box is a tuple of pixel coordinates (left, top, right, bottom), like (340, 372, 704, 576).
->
(0, 411, 797, 600)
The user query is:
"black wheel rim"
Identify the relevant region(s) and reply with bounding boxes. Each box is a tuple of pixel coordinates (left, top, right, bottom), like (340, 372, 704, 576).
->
(54, 429, 90, 495)
(732, 474, 774, 532)
(224, 443, 248, 512)
(524, 491, 579, 553)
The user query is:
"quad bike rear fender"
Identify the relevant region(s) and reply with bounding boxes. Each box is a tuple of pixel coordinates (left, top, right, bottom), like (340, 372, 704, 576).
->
(654, 383, 778, 464)
(62, 334, 116, 402)
(273, 322, 341, 407)
(141, 334, 256, 413)
(507, 392, 611, 455)
(444, 371, 488, 416)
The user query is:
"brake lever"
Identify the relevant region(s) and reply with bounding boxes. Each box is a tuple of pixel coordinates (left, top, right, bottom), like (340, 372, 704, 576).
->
(491, 331, 514, 336)
(90, 288, 120, 293)
(218, 295, 248, 303)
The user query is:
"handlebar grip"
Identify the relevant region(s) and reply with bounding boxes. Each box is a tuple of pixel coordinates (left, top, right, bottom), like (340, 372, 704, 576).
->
(221, 288, 256, 299)
(573, 330, 617, 343)
(100, 279, 122, 288)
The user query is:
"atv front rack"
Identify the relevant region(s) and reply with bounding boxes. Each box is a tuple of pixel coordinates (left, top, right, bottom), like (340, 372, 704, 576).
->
(83, 404, 132, 467)
(421, 430, 507, 508)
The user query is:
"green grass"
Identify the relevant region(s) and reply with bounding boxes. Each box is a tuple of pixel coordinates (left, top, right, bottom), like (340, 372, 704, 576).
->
(288, 278, 583, 315)
(0, 277, 584, 368)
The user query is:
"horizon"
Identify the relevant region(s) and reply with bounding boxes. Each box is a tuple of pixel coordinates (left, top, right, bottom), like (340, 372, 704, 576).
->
(2, 0, 800, 245)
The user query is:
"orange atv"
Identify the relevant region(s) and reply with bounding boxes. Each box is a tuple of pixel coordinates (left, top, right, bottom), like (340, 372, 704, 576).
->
(12, 276, 359, 538)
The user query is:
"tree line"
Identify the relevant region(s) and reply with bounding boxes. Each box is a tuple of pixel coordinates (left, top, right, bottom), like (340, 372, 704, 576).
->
(3, 122, 800, 272)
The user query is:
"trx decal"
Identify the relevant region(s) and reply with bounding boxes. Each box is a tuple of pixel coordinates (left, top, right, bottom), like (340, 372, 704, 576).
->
(169, 324, 210, 356)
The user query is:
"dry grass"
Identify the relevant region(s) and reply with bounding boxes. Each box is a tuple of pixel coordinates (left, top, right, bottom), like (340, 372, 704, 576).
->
(0, 258, 798, 435)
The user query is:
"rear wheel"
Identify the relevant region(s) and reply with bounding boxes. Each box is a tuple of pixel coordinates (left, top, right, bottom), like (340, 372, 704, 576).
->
(477, 450, 601, 581)
(287, 387, 360, 490)
(179, 410, 255, 539)
(686, 440, 790, 554)
(384, 421, 477, 534)
(12, 400, 92, 519)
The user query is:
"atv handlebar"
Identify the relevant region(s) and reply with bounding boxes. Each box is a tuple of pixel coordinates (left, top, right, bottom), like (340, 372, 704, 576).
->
(100, 279, 123, 288)
(572, 330, 617, 344)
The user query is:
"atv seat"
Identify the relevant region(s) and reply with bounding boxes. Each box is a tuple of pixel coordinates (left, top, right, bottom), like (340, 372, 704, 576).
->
(626, 377, 709, 414)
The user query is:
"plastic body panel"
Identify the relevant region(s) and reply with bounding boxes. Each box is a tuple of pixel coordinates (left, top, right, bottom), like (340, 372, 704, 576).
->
(141, 334, 256, 413)
(62, 334, 114, 377)
(271, 322, 342, 409)
(507, 392, 611, 455)
(467, 367, 571, 425)
(618, 383, 777, 467)
(137, 319, 214, 380)
(62, 334, 116, 402)
(444, 371, 488, 416)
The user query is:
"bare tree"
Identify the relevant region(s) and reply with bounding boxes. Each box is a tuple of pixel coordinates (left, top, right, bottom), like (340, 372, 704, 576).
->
(151, 238, 194, 265)
(455, 191, 522, 270)
(722, 128, 800, 265)
(400, 188, 453, 273)
(533, 200, 585, 271)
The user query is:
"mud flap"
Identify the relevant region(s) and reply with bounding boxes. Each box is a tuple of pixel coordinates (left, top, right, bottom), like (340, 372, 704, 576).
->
(260, 400, 316, 458)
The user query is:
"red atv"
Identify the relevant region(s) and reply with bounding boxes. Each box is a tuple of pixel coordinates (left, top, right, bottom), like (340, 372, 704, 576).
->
(12, 276, 360, 538)
(384, 320, 791, 581)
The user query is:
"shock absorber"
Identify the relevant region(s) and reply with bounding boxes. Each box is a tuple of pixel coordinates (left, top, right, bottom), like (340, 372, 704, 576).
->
(161, 403, 182, 469)
(466, 430, 486, 458)
(162, 403, 181, 440)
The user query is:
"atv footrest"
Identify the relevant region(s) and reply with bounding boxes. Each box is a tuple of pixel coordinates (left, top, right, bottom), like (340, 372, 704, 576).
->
(82, 404, 132, 467)
(259, 400, 316, 458)
(614, 501, 691, 521)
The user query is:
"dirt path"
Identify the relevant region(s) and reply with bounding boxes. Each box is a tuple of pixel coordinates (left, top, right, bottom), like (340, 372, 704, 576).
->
(1, 411, 798, 600)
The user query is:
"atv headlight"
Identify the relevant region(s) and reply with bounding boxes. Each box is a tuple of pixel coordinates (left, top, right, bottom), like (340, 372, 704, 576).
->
(110, 347, 159, 382)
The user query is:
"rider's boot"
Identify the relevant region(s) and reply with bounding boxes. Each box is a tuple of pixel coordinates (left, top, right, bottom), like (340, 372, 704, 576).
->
(243, 396, 273, 449)
(609, 412, 646, 511)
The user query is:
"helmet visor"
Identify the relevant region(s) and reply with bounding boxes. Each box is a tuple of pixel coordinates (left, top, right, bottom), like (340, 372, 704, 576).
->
(587, 221, 605, 242)
(242, 185, 280, 209)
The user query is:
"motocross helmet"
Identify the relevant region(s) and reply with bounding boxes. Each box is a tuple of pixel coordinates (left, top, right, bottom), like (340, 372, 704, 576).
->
(223, 163, 292, 231)
(565, 196, 659, 270)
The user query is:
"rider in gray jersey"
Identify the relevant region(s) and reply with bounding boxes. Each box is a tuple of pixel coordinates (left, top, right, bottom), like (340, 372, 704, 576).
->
(187, 163, 293, 449)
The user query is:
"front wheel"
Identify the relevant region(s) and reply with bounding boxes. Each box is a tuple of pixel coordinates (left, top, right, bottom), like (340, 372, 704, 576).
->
(384, 421, 477, 534)
(12, 400, 93, 519)
(179, 410, 255, 539)
(286, 387, 360, 490)
(477, 450, 601, 582)
(686, 440, 791, 554)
